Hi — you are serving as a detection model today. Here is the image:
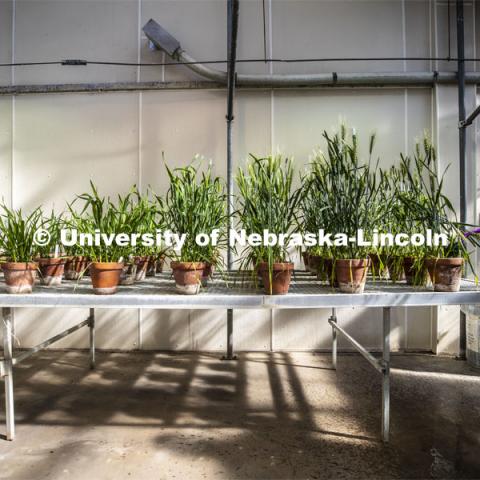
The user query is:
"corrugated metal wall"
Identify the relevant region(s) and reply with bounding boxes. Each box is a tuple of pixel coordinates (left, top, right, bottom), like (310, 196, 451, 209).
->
(0, 0, 478, 353)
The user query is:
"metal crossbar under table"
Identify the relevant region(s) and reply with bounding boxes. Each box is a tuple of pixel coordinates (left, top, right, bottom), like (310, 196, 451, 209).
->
(1, 272, 480, 442)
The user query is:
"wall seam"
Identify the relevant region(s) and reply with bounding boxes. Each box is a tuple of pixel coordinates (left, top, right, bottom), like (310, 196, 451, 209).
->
(268, 0, 274, 352)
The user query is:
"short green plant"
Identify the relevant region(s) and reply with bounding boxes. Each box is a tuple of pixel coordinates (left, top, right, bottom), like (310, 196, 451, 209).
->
(68, 182, 130, 263)
(36, 209, 64, 258)
(236, 154, 301, 279)
(0, 205, 42, 262)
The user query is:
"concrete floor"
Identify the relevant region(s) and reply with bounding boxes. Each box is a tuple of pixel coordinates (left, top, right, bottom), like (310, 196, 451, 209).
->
(0, 352, 479, 479)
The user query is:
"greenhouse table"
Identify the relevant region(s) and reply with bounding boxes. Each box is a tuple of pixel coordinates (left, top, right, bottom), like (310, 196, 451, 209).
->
(1, 271, 479, 442)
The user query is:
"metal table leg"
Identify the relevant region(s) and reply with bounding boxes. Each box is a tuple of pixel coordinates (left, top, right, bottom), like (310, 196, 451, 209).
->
(330, 308, 337, 369)
(382, 307, 391, 443)
(2, 308, 14, 441)
(222, 309, 237, 360)
(89, 308, 95, 370)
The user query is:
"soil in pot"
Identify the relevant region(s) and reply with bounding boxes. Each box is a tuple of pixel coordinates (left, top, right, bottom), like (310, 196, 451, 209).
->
(171, 261, 205, 295)
(335, 259, 370, 294)
(90, 262, 123, 295)
(202, 263, 214, 287)
(426, 257, 464, 292)
(38, 257, 66, 286)
(120, 262, 137, 286)
(134, 256, 149, 281)
(403, 256, 428, 286)
(2, 262, 38, 294)
(258, 262, 294, 295)
(64, 256, 89, 280)
(308, 255, 321, 275)
(302, 252, 309, 271)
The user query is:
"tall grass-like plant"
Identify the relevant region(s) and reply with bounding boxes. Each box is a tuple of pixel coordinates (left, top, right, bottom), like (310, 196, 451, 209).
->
(309, 126, 383, 260)
(236, 154, 301, 284)
(36, 209, 64, 258)
(0, 205, 42, 262)
(165, 162, 227, 266)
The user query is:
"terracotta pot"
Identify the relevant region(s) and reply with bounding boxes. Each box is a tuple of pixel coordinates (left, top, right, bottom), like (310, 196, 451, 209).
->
(202, 262, 214, 287)
(335, 259, 370, 294)
(156, 256, 166, 273)
(386, 256, 405, 283)
(403, 256, 428, 286)
(322, 258, 338, 287)
(120, 262, 137, 286)
(90, 262, 123, 295)
(134, 256, 149, 281)
(64, 256, 89, 280)
(2, 262, 38, 294)
(38, 257, 66, 286)
(426, 257, 464, 292)
(308, 255, 321, 275)
(302, 252, 310, 271)
(146, 256, 157, 277)
(258, 262, 294, 295)
(171, 261, 205, 295)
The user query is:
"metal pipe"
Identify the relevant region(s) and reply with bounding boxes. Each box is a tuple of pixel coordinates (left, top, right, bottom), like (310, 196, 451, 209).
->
(2, 72, 480, 96)
(223, 0, 239, 362)
(330, 308, 337, 370)
(460, 103, 480, 127)
(382, 307, 391, 443)
(89, 308, 96, 370)
(328, 319, 384, 373)
(2, 308, 15, 440)
(457, 0, 467, 360)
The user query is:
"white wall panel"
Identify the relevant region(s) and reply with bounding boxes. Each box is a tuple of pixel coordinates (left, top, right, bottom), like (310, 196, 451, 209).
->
(13, 93, 139, 210)
(0, 0, 12, 85)
(271, 0, 404, 74)
(14, 0, 138, 84)
(0, 99, 12, 207)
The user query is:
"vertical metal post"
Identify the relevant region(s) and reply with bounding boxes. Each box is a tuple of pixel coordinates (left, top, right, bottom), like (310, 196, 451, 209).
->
(382, 307, 391, 443)
(2, 308, 14, 440)
(223, 0, 239, 361)
(457, 0, 467, 360)
(89, 308, 95, 369)
(330, 308, 337, 369)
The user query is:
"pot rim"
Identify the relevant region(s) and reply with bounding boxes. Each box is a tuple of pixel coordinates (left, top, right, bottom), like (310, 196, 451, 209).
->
(335, 258, 371, 267)
(1, 261, 38, 271)
(258, 261, 294, 272)
(90, 261, 124, 270)
(425, 257, 464, 266)
(171, 261, 206, 271)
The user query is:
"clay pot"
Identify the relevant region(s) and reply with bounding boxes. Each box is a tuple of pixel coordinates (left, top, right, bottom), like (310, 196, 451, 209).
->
(134, 256, 149, 281)
(156, 256, 165, 273)
(335, 259, 370, 294)
(202, 263, 214, 287)
(258, 262, 294, 295)
(64, 256, 89, 280)
(90, 262, 123, 295)
(426, 257, 464, 292)
(386, 256, 405, 283)
(146, 256, 157, 277)
(120, 262, 137, 286)
(2, 262, 38, 294)
(171, 261, 205, 295)
(403, 256, 428, 286)
(302, 252, 310, 271)
(308, 255, 321, 275)
(38, 257, 66, 286)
